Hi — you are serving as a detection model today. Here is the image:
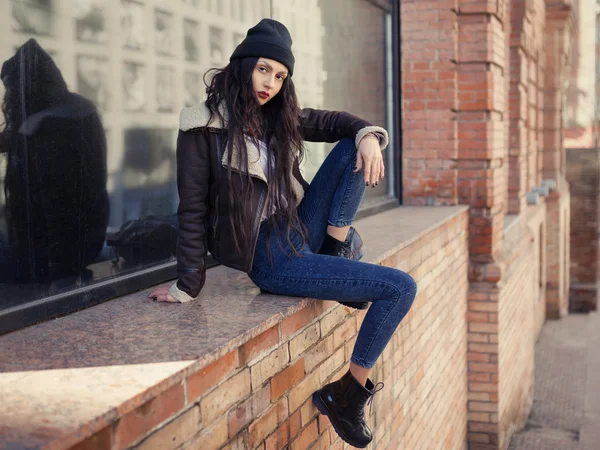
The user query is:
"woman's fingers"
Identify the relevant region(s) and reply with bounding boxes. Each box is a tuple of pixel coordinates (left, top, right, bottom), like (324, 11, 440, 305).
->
(148, 286, 168, 298)
(363, 157, 372, 185)
(354, 152, 364, 173)
(148, 286, 178, 302)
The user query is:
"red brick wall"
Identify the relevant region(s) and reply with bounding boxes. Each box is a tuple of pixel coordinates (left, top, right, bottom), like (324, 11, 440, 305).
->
(401, 1, 458, 205)
(508, 0, 546, 214)
(67, 211, 469, 450)
(401, 0, 575, 448)
(566, 148, 600, 312)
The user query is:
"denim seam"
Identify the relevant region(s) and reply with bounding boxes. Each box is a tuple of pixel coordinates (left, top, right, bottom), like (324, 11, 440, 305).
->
(252, 267, 404, 299)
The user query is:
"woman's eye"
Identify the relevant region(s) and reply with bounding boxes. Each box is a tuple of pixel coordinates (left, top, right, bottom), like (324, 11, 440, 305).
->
(259, 67, 267, 72)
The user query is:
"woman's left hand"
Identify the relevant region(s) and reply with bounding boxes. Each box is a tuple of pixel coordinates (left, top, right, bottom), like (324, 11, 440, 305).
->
(354, 135, 385, 187)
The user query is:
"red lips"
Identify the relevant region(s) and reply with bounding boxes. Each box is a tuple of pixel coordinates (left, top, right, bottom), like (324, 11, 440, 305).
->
(258, 91, 269, 99)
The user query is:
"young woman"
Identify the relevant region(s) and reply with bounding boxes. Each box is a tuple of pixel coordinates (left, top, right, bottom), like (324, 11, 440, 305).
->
(149, 19, 417, 448)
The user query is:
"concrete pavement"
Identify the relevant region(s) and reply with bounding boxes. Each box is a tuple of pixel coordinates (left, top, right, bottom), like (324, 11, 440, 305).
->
(509, 311, 600, 449)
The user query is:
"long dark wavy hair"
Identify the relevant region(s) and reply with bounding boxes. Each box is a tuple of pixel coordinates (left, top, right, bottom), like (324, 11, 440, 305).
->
(204, 57, 307, 257)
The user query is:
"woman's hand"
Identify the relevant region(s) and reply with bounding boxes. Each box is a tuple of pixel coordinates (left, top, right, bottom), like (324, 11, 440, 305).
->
(355, 134, 385, 187)
(148, 286, 178, 303)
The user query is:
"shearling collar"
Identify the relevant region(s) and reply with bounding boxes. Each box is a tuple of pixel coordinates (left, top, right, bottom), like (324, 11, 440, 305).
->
(178, 103, 305, 205)
(179, 102, 226, 131)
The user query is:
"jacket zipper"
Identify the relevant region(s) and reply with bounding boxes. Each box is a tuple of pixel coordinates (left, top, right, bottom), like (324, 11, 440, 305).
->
(213, 194, 219, 239)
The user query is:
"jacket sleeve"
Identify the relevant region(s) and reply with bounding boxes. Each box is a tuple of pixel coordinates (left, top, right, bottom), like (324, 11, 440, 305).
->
(299, 108, 389, 151)
(168, 129, 210, 303)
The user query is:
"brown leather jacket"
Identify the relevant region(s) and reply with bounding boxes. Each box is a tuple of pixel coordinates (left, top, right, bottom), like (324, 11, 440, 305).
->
(169, 103, 388, 302)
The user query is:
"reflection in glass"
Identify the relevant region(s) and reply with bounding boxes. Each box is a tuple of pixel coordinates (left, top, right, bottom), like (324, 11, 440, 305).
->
(184, 20, 200, 62)
(155, 9, 174, 55)
(122, 0, 145, 50)
(0, 39, 110, 285)
(156, 66, 175, 112)
(77, 55, 109, 112)
(11, 0, 54, 36)
(184, 72, 202, 107)
(0, 0, 393, 321)
(123, 62, 145, 111)
(74, 0, 107, 43)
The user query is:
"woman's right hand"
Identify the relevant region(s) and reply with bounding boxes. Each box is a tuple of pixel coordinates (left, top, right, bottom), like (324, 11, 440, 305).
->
(148, 286, 178, 303)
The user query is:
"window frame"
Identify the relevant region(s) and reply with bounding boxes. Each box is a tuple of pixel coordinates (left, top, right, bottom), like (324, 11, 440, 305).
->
(0, 0, 402, 335)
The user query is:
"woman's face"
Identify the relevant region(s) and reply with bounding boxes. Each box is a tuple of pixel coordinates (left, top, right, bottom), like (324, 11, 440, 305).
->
(252, 58, 288, 106)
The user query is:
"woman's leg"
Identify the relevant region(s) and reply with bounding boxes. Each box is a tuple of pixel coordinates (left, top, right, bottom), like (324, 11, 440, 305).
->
(250, 250, 416, 447)
(251, 251, 417, 369)
(297, 138, 365, 252)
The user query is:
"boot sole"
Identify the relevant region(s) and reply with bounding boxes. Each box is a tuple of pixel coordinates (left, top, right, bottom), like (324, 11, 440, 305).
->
(312, 391, 369, 449)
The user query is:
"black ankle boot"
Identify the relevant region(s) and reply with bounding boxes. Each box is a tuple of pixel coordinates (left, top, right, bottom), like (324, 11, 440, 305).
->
(312, 370, 384, 448)
(319, 228, 369, 310)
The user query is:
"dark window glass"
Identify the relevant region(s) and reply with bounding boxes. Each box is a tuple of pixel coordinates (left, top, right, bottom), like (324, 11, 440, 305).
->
(0, 0, 396, 330)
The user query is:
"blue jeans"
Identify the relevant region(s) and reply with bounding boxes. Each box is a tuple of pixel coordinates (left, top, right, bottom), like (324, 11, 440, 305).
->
(250, 138, 417, 369)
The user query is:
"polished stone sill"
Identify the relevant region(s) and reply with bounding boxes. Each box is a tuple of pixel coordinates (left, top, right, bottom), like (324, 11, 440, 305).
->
(0, 206, 467, 450)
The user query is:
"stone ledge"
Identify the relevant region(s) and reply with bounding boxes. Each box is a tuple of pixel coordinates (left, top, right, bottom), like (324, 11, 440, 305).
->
(0, 206, 467, 450)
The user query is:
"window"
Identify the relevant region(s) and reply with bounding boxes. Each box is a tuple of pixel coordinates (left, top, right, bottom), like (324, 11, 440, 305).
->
(0, 0, 399, 333)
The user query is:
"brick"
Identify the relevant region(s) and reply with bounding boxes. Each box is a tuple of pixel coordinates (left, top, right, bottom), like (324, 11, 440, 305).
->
(468, 343, 499, 353)
(469, 382, 498, 393)
(468, 301, 497, 312)
(318, 347, 346, 384)
(289, 370, 320, 412)
(71, 427, 112, 450)
(289, 322, 320, 360)
(468, 392, 490, 402)
(251, 345, 290, 391)
(265, 421, 290, 450)
(320, 306, 348, 337)
(318, 413, 332, 433)
(468, 332, 489, 343)
(248, 398, 288, 448)
(467, 352, 490, 362)
(221, 431, 248, 450)
(201, 369, 251, 424)
(136, 406, 200, 450)
(333, 318, 357, 349)
(290, 409, 302, 438)
(313, 300, 339, 316)
(290, 419, 319, 450)
(468, 412, 491, 423)
(466, 312, 489, 322)
(300, 398, 318, 427)
(187, 350, 239, 401)
(240, 325, 280, 364)
(304, 334, 334, 372)
(228, 384, 271, 437)
(469, 323, 498, 333)
(188, 415, 228, 450)
(468, 363, 498, 373)
(469, 402, 497, 412)
(114, 383, 185, 450)
(468, 433, 491, 444)
(282, 307, 315, 339)
(468, 422, 499, 433)
(271, 359, 305, 400)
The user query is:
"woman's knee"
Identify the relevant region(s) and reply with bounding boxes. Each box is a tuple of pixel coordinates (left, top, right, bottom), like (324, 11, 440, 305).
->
(332, 137, 357, 161)
(390, 270, 417, 302)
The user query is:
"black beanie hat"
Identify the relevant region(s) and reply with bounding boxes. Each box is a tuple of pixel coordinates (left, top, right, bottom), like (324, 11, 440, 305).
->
(230, 18, 295, 76)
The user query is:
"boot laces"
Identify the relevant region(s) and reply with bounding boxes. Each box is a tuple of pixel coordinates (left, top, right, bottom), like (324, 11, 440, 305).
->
(365, 382, 385, 417)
